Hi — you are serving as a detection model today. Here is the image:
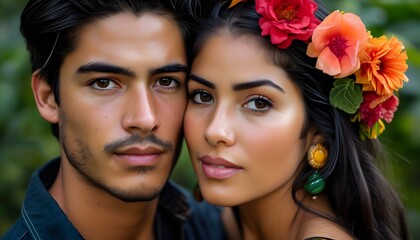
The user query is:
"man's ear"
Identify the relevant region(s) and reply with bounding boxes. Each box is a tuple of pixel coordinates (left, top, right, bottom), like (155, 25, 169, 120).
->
(32, 71, 59, 124)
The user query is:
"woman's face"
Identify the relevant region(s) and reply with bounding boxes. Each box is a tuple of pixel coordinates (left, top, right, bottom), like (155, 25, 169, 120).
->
(184, 32, 314, 206)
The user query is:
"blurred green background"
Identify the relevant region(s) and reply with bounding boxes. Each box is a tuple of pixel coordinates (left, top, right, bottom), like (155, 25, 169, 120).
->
(1, 0, 419, 238)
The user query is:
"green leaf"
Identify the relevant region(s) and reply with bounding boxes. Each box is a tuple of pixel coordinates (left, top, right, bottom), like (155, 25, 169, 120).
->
(329, 78, 363, 114)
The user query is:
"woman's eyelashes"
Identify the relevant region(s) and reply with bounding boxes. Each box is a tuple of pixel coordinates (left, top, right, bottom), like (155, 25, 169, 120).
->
(242, 95, 273, 113)
(189, 89, 274, 113)
(189, 89, 213, 105)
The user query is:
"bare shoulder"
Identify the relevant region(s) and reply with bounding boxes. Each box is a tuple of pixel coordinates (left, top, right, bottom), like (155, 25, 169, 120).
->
(298, 215, 355, 240)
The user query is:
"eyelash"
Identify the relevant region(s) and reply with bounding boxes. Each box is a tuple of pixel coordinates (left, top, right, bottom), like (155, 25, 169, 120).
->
(189, 90, 273, 114)
(88, 78, 119, 91)
(88, 77, 181, 92)
(154, 77, 180, 90)
(242, 95, 274, 113)
(189, 89, 213, 105)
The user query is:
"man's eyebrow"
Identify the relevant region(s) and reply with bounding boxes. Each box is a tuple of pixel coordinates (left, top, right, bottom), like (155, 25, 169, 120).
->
(189, 74, 215, 89)
(150, 64, 188, 75)
(77, 62, 188, 77)
(77, 62, 136, 77)
(233, 79, 284, 93)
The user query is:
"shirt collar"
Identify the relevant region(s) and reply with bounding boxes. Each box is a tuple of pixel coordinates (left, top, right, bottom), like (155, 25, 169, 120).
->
(21, 158, 193, 239)
(158, 180, 192, 221)
(22, 158, 83, 239)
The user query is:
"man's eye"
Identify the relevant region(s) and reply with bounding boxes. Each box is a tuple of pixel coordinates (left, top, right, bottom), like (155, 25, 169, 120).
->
(156, 77, 178, 88)
(90, 79, 118, 90)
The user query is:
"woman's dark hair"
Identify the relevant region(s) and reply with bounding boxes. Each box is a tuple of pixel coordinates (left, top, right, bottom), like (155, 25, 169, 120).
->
(192, 1, 408, 239)
(20, 0, 206, 139)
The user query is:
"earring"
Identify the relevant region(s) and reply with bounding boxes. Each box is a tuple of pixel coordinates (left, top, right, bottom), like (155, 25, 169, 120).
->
(307, 143, 328, 169)
(304, 143, 328, 196)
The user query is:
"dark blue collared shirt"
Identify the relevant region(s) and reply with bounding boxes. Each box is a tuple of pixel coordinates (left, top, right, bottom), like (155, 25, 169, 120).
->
(1, 158, 226, 240)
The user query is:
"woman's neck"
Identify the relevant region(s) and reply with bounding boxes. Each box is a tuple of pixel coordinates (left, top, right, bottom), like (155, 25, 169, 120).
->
(236, 188, 332, 240)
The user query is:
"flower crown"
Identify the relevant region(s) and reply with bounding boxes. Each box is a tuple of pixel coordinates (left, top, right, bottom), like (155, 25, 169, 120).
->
(229, 0, 409, 139)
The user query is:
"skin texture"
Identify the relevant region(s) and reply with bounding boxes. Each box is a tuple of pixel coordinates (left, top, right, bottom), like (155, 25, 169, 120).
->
(184, 31, 352, 239)
(32, 12, 187, 240)
(186, 31, 310, 208)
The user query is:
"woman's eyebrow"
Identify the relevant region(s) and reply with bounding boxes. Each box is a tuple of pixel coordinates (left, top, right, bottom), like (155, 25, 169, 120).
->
(189, 74, 215, 89)
(232, 79, 284, 93)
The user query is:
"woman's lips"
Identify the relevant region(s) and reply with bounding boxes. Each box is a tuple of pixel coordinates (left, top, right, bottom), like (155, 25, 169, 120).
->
(199, 155, 243, 179)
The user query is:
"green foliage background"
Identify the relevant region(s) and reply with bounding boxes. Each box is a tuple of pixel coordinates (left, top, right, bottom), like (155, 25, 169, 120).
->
(1, 0, 419, 238)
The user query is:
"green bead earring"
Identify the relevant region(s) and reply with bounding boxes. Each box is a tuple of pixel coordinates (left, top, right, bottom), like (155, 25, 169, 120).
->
(304, 171, 325, 195)
(304, 143, 328, 197)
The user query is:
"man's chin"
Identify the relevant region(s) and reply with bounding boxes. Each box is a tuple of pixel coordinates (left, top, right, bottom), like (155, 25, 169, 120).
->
(108, 186, 162, 202)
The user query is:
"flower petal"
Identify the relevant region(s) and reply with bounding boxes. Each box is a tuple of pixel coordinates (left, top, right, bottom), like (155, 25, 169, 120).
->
(316, 47, 342, 76)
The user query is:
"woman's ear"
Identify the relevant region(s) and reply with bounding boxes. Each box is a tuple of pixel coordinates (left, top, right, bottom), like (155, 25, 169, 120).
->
(32, 71, 59, 124)
(311, 130, 325, 145)
(305, 128, 325, 149)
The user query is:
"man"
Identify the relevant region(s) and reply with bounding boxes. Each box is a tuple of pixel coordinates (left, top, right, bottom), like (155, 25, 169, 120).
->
(1, 0, 226, 239)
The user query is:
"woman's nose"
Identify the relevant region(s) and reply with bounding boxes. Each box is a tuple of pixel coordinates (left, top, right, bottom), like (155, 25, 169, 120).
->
(204, 108, 235, 146)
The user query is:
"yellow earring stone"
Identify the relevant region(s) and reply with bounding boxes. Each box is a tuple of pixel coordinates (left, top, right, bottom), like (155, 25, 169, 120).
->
(307, 143, 328, 169)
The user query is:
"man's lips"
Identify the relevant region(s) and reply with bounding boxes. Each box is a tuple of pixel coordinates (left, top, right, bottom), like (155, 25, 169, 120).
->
(113, 146, 164, 167)
(199, 155, 243, 179)
(115, 146, 163, 155)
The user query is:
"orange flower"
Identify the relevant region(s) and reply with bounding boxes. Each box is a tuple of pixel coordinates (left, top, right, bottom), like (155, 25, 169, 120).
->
(355, 35, 408, 96)
(307, 10, 368, 78)
(228, 0, 246, 8)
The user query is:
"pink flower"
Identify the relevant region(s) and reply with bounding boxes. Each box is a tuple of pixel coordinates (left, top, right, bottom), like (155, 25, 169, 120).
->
(256, 0, 320, 49)
(307, 10, 368, 78)
(359, 92, 399, 127)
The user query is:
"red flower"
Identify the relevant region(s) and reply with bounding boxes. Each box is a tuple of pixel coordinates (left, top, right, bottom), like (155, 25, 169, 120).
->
(359, 92, 399, 127)
(256, 0, 320, 49)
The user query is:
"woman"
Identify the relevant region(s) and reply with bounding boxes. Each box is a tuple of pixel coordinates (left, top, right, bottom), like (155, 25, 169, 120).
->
(184, 0, 409, 239)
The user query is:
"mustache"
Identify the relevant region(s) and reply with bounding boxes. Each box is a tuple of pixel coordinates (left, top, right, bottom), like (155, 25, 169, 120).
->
(103, 134, 173, 153)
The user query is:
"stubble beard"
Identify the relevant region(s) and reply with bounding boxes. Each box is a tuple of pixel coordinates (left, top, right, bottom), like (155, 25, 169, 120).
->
(59, 120, 168, 202)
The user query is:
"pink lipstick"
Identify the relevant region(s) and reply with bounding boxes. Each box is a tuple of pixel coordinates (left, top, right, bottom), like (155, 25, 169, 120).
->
(199, 155, 243, 179)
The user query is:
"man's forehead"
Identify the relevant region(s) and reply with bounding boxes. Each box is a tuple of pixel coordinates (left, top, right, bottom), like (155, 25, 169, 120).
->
(61, 12, 187, 76)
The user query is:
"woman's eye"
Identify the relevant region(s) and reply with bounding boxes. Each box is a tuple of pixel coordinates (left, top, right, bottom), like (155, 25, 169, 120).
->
(90, 79, 118, 90)
(190, 90, 213, 104)
(243, 95, 273, 112)
(156, 77, 179, 88)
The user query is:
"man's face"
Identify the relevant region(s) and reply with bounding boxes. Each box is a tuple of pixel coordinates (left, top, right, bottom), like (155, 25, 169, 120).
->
(57, 12, 187, 201)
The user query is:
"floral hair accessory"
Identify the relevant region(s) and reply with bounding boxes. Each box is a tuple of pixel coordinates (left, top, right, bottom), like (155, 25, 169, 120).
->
(228, 0, 409, 139)
(256, 0, 320, 49)
(229, 0, 247, 8)
(306, 10, 368, 78)
(307, 12, 408, 139)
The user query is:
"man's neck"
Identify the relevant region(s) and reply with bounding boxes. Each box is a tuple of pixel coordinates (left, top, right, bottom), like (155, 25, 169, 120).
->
(49, 159, 158, 240)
